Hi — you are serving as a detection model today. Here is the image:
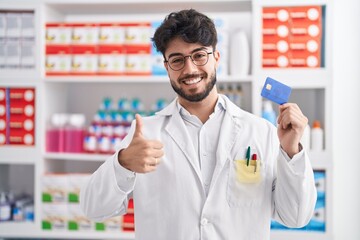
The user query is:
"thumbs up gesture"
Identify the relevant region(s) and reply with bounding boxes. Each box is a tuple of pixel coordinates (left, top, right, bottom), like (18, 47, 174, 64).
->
(118, 114, 164, 173)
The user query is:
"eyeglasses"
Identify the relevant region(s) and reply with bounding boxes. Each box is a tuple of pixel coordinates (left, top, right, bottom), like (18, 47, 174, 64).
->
(164, 50, 213, 71)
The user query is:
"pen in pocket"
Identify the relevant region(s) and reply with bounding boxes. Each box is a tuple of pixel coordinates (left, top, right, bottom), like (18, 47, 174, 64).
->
(252, 154, 257, 173)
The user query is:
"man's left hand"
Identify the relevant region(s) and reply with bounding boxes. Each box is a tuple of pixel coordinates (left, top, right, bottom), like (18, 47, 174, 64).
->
(277, 103, 308, 158)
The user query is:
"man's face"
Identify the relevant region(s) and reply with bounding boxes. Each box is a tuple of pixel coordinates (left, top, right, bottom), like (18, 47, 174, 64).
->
(164, 37, 220, 102)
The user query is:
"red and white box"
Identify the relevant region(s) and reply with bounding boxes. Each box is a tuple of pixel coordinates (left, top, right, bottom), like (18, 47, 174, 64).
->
(8, 88, 35, 145)
(99, 23, 125, 45)
(72, 23, 99, 45)
(98, 45, 126, 75)
(0, 88, 7, 145)
(262, 6, 323, 68)
(46, 23, 73, 45)
(71, 45, 98, 75)
(46, 45, 72, 75)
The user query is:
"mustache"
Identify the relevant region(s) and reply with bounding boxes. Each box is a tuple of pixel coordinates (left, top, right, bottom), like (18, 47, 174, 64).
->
(178, 73, 207, 82)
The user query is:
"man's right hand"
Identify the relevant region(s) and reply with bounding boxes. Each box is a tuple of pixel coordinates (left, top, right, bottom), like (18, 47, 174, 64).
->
(117, 114, 164, 173)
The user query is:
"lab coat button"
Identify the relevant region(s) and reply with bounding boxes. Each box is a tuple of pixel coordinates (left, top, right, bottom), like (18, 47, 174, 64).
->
(201, 218, 209, 226)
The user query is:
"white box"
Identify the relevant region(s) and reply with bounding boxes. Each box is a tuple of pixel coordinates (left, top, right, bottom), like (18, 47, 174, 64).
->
(72, 23, 99, 45)
(42, 174, 68, 203)
(99, 23, 125, 45)
(46, 23, 72, 45)
(125, 24, 151, 45)
(6, 13, 21, 39)
(42, 203, 68, 231)
(68, 204, 93, 231)
(5, 40, 20, 68)
(20, 40, 35, 68)
(0, 13, 6, 40)
(21, 13, 35, 39)
(125, 54, 151, 75)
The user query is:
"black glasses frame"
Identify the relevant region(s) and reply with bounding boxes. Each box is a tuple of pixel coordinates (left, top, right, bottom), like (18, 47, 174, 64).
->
(164, 51, 213, 71)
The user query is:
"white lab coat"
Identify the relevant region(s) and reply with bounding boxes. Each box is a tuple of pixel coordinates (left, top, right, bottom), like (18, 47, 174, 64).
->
(80, 95, 317, 240)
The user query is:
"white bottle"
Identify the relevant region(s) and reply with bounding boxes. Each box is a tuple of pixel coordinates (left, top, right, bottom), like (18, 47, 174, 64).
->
(301, 124, 311, 151)
(311, 120, 324, 151)
(230, 30, 250, 76)
(261, 101, 277, 126)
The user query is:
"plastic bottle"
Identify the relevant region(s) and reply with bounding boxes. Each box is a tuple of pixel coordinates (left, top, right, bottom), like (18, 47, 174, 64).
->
(311, 120, 324, 151)
(46, 114, 68, 152)
(64, 114, 86, 153)
(261, 101, 277, 126)
(0, 192, 11, 221)
(301, 124, 311, 151)
(230, 29, 250, 76)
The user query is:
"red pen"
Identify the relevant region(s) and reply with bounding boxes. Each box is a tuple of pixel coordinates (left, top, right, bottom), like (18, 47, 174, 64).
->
(252, 154, 257, 173)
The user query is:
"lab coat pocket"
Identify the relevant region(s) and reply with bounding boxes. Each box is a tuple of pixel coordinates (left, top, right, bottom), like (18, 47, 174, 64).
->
(227, 158, 265, 208)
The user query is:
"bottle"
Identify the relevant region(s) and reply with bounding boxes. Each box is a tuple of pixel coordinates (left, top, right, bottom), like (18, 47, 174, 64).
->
(0, 192, 11, 221)
(64, 114, 86, 153)
(46, 113, 68, 152)
(311, 120, 324, 151)
(230, 29, 250, 76)
(301, 124, 311, 151)
(261, 101, 277, 126)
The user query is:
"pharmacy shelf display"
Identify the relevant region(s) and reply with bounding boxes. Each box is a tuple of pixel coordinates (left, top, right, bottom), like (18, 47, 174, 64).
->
(0, 0, 332, 239)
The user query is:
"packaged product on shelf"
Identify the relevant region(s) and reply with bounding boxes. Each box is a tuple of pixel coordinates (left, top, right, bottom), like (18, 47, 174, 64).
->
(0, 12, 5, 40)
(0, 45, 5, 68)
(95, 215, 122, 232)
(4, 40, 21, 68)
(0, 88, 7, 145)
(125, 47, 151, 76)
(98, 45, 126, 75)
(42, 174, 68, 203)
(46, 23, 72, 45)
(20, 12, 35, 39)
(42, 203, 68, 231)
(68, 174, 90, 203)
(45, 45, 72, 75)
(150, 21, 167, 76)
(20, 39, 35, 68)
(8, 88, 35, 145)
(68, 204, 93, 231)
(262, 6, 323, 68)
(71, 45, 98, 75)
(99, 23, 125, 45)
(124, 22, 151, 45)
(71, 23, 99, 45)
(5, 13, 21, 39)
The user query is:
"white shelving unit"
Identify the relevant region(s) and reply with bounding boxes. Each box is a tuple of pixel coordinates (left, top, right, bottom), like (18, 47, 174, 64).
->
(0, 0, 332, 239)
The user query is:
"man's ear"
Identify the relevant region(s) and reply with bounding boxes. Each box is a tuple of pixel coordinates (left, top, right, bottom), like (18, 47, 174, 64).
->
(214, 50, 221, 68)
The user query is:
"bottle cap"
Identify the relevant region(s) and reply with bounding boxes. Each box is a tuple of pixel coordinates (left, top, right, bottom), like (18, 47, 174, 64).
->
(69, 114, 86, 128)
(313, 120, 321, 128)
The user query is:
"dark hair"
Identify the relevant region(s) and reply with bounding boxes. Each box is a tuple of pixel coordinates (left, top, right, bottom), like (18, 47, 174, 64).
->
(152, 9, 218, 56)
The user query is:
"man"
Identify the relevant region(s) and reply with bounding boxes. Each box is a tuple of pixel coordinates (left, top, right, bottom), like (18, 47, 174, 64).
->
(80, 9, 317, 240)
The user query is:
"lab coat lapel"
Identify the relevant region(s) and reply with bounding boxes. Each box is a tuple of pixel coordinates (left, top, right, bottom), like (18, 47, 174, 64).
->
(164, 107, 203, 185)
(210, 98, 241, 192)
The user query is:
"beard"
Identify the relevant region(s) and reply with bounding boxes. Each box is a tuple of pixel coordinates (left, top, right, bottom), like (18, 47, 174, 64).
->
(170, 71, 217, 102)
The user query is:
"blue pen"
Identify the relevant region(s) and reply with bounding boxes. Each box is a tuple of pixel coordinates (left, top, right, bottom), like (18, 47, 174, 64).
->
(246, 146, 251, 166)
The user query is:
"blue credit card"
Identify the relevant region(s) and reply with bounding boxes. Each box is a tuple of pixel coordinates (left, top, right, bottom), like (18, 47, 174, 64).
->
(261, 77, 292, 105)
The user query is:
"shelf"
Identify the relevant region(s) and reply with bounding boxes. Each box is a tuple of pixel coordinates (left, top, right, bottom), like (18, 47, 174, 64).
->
(308, 150, 332, 170)
(44, 0, 251, 14)
(0, 146, 39, 164)
(254, 70, 331, 89)
(271, 230, 330, 240)
(43, 75, 253, 83)
(44, 152, 111, 161)
(0, 221, 135, 239)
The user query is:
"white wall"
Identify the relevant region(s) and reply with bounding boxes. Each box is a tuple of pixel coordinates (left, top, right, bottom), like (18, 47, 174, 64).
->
(333, 0, 360, 239)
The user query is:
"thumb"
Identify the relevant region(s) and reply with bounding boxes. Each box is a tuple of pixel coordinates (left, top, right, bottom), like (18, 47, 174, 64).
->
(134, 114, 143, 137)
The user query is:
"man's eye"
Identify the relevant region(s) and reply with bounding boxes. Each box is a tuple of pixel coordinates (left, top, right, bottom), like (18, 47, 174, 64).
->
(193, 52, 206, 60)
(171, 58, 184, 64)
